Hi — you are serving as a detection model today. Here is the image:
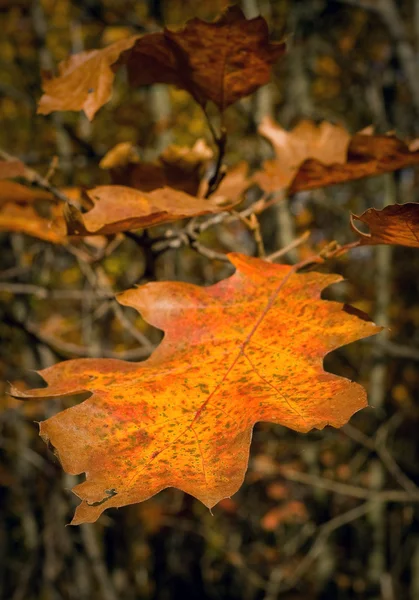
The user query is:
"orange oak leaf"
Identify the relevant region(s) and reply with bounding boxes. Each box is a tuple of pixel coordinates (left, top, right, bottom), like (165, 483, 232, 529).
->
(63, 173, 248, 236)
(100, 139, 213, 196)
(120, 6, 286, 111)
(255, 119, 419, 194)
(37, 35, 140, 120)
(11, 253, 380, 524)
(37, 7, 285, 120)
(351, 203, 419, 247)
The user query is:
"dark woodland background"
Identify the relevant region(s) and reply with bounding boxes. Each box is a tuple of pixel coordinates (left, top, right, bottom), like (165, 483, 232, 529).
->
(1, 1, 419, 599)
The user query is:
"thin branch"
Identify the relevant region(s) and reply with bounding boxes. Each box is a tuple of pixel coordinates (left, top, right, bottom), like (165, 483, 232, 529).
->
(0, 148, 73, 204)
(278, 502, 372, 592)
(279, 468, 419, 502)
(266, 231, 310, 262)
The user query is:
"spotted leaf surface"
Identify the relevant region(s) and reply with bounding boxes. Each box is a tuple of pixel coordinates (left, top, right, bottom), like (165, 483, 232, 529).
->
(11, 254, 380, 524)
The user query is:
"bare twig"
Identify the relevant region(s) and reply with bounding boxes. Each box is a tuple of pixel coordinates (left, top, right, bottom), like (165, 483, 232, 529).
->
(0, 148, 72, 204)
(279, 468, 419, 502)
(278, 502, 372, 592)
(266, 231, 310, 262)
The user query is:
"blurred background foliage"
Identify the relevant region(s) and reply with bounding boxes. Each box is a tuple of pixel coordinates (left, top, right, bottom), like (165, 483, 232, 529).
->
(1, 1, 419, 599)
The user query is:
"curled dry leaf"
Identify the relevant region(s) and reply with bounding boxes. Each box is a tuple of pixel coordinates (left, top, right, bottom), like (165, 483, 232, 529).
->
(0, 181, 66, 243)
(11, 254, 380, 524)
(0, 181, 54, 205)
(37, 7, 285, 120)
(0, 203, 66, 244)
(37, 36, 140, 121)
(255, 118, 350, 192)
(120, 6, 286, 111)
(64, 164, 249, 236)
(100, 139, 213, 196)
(351, 203, 419, 247)
(255, 118, 419, 194)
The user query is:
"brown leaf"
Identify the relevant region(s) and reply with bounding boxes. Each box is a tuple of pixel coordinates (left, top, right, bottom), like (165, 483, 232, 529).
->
(37, 7, 285, 119)
(121, 6, 286, 111)
(351, 203, 419, 247)
(64, 184, 242, 236)
(37, 36, 140, 121)
(255, 119, 419, 194)
(207, 162, 250, 207)
(100, 140, 213, 196)
(0, 203, 66, 243)
(0, 181, 54, 205)
(255, 118, 351, 193)
(291, 132, 419, 193)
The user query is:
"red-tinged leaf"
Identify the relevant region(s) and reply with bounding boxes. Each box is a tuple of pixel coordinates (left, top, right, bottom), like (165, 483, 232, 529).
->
(11, 254, 380, 524)
(100, 140, 213, 196)
(37, 7, 285, 119)
(37, 35, 140, 121)
(255, 118, 419, 194)
(351, 203, 419, 247)
(121, 6, 286, 111)
(63, 176, 248, 236)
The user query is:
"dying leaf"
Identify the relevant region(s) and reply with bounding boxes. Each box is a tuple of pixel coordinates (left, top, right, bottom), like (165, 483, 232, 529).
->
(121, 6, 286, 111)
(100, 140, 213, 196)
(64, 180, 245, 236)
(12, 254, 380, 524)
(255, 119, 419, 194)
(210, 162, 249, 207)
(0, 203, 66, 243)
(0, 181, 54, 205)
(0, 179, 66, 242)
(37, 7, 285, 119)
(351, 203, 419, 247)
(255, 118, 350, 192)
(37, 36, 140, 121)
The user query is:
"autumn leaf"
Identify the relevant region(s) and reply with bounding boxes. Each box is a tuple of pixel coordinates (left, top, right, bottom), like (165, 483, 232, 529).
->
(37, 35, 140, 120)
(0, 179, 66, 243)
(351, 203, 419, 247)
(255, 119, 419, 194)
(255, 118, 350, 192)
(120, 6, 286, 111)
(0, 203, 66, 244)
(100, 139, 213, 196)
(0, 181, 54, 205)
(11, 253, 380, 524)
(37, 7, 285, 120)
(64, 168, 249, 236)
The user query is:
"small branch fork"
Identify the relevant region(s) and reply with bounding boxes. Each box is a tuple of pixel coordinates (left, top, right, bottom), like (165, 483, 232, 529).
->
(0, 148, 73, 204)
